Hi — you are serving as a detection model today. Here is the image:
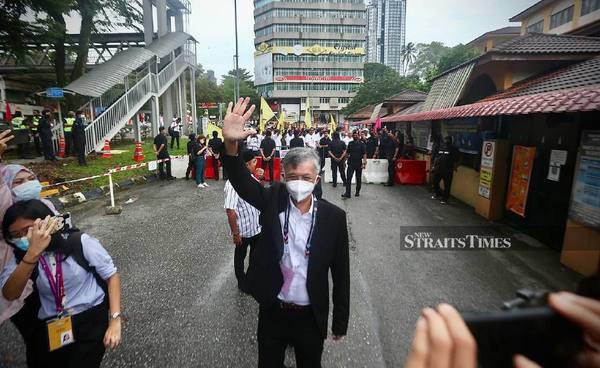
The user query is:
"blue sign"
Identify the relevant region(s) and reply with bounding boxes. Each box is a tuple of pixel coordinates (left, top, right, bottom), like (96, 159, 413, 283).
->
(46, 87, 64, 98)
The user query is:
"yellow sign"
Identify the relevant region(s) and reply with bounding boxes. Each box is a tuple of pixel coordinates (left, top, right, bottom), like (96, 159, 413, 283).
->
(479, 167, 493, 188)
(255, 42, 365, 56)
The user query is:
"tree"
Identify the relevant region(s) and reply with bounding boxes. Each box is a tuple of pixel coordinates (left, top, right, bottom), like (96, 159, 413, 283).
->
(401, 42, 417, 76)
(410, 42, 450, 81)
(342, 63, 428, 115)
(220, 68, 259, 113)
(436, 44, 480, 75)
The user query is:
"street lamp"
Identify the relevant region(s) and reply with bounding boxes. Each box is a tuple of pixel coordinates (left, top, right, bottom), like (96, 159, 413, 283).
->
(233, 0, 240, 101)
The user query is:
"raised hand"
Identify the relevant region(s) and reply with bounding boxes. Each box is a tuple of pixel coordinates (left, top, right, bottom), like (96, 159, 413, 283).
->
(0, 129, 14, 159)
(222, 97, 256, 143)
(26, 216, 58, 258)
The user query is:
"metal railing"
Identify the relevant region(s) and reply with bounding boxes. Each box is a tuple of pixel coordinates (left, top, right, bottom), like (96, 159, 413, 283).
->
(51, 121, 63, 154)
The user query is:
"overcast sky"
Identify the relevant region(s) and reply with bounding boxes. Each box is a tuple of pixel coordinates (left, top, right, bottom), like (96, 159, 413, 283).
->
(189, 0, 535, 82)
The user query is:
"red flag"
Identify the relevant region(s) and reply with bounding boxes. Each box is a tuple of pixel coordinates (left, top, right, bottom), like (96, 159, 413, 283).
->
(374, 117, 382, 132)
(4, 102, 12, 121)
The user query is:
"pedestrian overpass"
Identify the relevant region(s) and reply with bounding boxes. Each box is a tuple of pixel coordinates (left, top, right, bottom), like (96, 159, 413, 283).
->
(64, 31, 198, 154)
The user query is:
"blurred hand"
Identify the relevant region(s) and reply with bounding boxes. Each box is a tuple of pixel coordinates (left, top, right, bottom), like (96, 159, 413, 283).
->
(405, 304, 477, 368)
(332, 335, 344, 342)
(255, 168, 265, 178)
(26, 216, 58, 258)
(233, 233, 242, 246)
(104, 320, 122, 349)
(222, 97, 256, 143)
(0, 129, 14, 158)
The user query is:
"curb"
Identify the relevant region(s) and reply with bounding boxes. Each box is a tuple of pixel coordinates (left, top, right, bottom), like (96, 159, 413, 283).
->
(55, 173, 159, 208)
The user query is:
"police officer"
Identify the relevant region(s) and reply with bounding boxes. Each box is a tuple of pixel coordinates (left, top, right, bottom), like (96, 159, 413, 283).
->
(431, 136, 459, 204)
(342, 130, 367, 198)
(328, 132, 347, 188)
(11, 111, 30, 159)
(366, 129, 378, 158)
(39, 110, 57, 161)
(73, 111, 87, 166)
(63, 111, 76, 156)
(30, 110, 42, 156)
(318, 130, 332, 170)
(378, 128, 399, 187)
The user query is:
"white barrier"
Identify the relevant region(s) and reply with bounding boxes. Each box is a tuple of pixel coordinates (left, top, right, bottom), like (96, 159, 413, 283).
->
(363, 159, 389, 184)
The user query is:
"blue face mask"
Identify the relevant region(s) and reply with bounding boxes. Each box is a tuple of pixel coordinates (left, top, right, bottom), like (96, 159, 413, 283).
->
(12, 180, 43, 202)
(11, 237, 29, 252)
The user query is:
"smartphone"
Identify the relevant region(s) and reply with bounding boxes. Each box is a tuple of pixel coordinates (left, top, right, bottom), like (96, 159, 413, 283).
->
(462, 306, 583, 368)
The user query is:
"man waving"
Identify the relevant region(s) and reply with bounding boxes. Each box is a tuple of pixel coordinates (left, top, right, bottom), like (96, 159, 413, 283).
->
(221, 98, 350, 368)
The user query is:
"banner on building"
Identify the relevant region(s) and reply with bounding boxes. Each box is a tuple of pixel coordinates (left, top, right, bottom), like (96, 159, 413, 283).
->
(442, 120, 482, 155)
(254, 53, 273, 86)
(274, 76, 363, 83)
(568, 131, 600, 228)
(506, 145, 536, 217)
(255, 42, 365, 56)
(281, 104, 300, 122)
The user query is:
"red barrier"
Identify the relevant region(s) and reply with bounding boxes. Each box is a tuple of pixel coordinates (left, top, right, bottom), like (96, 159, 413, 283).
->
(395, 159, 427, 185)
(255, 157, 281, 181)
(205, 156, 216, 179)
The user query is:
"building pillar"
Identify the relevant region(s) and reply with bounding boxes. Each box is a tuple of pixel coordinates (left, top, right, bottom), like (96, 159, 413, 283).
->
(133, 115, 142, 142)
(143, 0, 154, 45)
(180, 74, 188, 133)
(163, 88, 174, 127)
(157, 0, 168, 37)
(151, 96, 160, 137)
(190, 68, 197, 133)
(175, 11, 184, 32)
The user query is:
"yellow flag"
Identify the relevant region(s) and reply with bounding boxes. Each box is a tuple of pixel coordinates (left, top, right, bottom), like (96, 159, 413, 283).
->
(206, 123, 223, 140)
(329, 114, 336, 135)
(260, 97, 275, 133)
(304, 98, 312, 129)
(277, 111, 286, 131)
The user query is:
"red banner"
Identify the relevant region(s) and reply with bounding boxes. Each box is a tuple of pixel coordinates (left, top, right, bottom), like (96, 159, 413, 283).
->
(506, 145, 536, 217)
(274, 75, 363, 82)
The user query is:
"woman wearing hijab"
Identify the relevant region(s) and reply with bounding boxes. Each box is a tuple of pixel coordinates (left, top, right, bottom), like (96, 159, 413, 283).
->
(0, 164, 58, 367)
(1, 199, 122, 367)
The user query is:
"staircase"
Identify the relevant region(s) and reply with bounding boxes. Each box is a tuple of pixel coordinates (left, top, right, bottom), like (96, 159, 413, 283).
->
(84, 52, 194, 154)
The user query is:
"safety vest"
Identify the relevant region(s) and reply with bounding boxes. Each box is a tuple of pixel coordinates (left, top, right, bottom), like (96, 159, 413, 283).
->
(11, 117, 26, 131)
(64, 118, 75, 133)
(31, 116, 40, 132)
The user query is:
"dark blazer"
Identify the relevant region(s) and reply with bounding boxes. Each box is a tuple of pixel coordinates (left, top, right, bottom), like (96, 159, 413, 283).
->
(222, 154, 350, 338)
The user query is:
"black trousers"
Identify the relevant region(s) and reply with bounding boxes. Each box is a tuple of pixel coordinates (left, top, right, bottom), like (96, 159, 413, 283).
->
(158, 154, 172, 179)
(235, 234, 259, 285)
(212, 156, 220, 180)
(10, 294, 42, 368)
(41, 136, 55, 160)
(330, 159, 347, 186)
(64, 132, 73, 156)
(33, 134, 42, 155)
(186, 157, 195, 179)
(262, 158, 274, 182)
(258, 304, 324, 368)
(387, 156, 396, 185)
(170, 133, 180, 149)
(345, 163, 362, 196)
(74, 141, 86, 166)
(433, 170, 453, 201)
(39, 301, 109, 368)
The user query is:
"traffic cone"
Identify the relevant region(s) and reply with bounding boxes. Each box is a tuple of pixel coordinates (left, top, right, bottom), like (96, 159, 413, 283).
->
(133, 141, 144, 162)
(58, 136, 66, 158)
(101, 140, 112, 158)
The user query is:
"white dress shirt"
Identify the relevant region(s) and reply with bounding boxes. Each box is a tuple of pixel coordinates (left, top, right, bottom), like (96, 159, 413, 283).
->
(277, 197, 315, 306)
(285, 134, 293, 147)
(273, 134, 282, 150)
(342, 136, 352, 146)
(224, 180, 261, 238)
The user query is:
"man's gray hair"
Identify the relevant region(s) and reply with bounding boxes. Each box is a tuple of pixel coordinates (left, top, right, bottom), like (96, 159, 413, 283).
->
(282, 147, 321, 174)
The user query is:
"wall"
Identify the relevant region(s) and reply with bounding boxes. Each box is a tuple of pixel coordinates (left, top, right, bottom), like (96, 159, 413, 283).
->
(450, 166, 480, 208)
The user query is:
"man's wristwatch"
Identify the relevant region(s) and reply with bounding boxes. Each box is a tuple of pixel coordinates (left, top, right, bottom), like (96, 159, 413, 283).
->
(110, 312, 122, 320)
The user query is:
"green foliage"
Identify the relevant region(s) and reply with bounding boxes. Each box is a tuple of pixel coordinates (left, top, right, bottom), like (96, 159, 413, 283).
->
(409, 42, 481, 82)
(436, 44, 481, 75)
(220, 68, 259, 114)
(342, 63, 428, 115)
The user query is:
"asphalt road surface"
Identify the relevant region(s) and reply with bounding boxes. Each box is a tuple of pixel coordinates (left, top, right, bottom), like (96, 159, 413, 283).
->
(0, 178, 581, 367)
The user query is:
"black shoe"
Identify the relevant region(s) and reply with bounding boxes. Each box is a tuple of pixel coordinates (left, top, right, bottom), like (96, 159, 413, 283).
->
(167, 176, 176, 181)
(431, 195, 439, 200)
(332, 183, 337, 188)
(384, 183, 394, 187)
(355, 193, 360, 197)
(440, 199, 448, 205)
(341, 194, 351, 199)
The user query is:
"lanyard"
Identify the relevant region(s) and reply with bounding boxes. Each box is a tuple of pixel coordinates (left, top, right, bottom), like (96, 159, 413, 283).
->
(38, 253, 65, 315)
(283, 196, 318, 258)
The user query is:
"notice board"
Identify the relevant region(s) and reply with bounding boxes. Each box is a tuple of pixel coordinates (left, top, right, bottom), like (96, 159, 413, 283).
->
(568, 131, 600, 229)
(506, 145, 536, 217)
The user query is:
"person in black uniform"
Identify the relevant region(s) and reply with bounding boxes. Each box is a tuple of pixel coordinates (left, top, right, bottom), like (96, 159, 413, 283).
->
(259, 130, 276, 182)
(38, 110, 56, 161)
(342, 130, 367, 198)
(185, 133, 197, 180)
(378, 128, 399, 187)
(30, 110, 42, 156)
(154, 127, 174, 180)
(72, 111, 87, 166)
(431, 136, 459, 204)
(208, 131, 224, 180)
(63, 111, 76, 156)
(318, 130, 332, 170)
(365, 129, 378, 158)
(328, 132, 347, 188)
(289, 130, 304, 149)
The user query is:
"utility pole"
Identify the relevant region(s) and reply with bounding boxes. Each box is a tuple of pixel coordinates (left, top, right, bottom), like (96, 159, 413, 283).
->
(233, 0, 240, 101)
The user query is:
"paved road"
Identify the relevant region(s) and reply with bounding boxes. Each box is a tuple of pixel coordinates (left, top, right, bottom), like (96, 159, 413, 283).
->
(0, 177, 581, 367)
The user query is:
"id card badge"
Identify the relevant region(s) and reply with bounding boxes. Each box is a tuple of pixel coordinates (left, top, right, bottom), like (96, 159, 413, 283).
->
(47, 315, 75, 351)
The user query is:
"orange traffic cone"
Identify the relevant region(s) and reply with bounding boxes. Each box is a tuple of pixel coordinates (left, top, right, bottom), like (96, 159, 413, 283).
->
(58, 136, 66, 158)
(101, 140, 112, 158)
(133, 141, 144, 162)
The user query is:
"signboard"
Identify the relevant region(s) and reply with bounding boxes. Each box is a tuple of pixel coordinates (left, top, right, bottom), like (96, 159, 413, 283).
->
(478, 141, 496, 199)
(442, 121, 482, 154)
(274, 76, 363, 83)
(281, 104, 300, 122)
(199, 103, 218, 109)
(46, 87, 64, 98)
(506, 146, 536, 217)
(255, 42, 365, 56)
(568, 131, 600, 228)
(412, 122, 431, 150)
(254, 53, 273, 86)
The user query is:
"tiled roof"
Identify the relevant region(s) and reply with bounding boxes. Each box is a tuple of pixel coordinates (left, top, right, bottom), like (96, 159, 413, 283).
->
(510, 0, 554, 22)
(385, 90, 428, 103)
(492, 33, 600, 54)
(383, 85, 600, 122)
(346, 104, 375, 119)
(422, 62, 475, 111)
(483, 56, 600, 102)
(357, 102, 425, 125)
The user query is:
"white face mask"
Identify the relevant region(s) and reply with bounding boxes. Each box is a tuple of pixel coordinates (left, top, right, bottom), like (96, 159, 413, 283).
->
(285, 179, 316, 202)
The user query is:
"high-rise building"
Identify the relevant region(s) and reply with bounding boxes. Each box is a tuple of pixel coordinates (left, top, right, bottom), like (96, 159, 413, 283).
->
(253, 0, 367, 124)
(366, 0, 407, 74)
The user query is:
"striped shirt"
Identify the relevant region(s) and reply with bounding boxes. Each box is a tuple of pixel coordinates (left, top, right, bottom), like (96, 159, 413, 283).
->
(224, 180, 261, 238)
